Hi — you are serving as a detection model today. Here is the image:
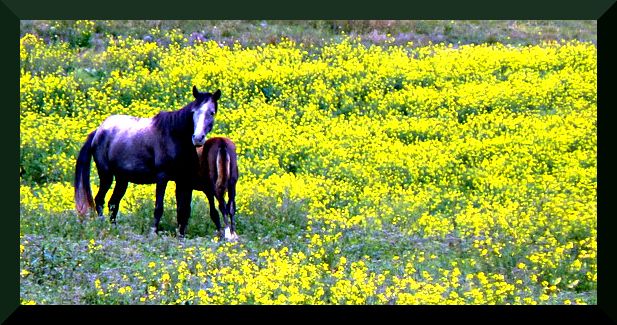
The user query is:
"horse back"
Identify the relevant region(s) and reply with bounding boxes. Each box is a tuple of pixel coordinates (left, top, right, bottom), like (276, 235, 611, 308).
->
(92, 114, 195, 184)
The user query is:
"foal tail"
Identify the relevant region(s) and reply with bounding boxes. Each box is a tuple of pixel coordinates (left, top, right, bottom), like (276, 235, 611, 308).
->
(215, 144, 231, 196)
(74, 131, 96, 216)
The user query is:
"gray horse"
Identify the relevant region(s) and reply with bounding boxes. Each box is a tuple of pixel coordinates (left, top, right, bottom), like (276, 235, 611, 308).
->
(74, 86, 221, 237)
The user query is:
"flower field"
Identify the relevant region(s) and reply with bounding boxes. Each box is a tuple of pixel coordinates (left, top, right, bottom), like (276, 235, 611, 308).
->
(19, 25, 596, 304)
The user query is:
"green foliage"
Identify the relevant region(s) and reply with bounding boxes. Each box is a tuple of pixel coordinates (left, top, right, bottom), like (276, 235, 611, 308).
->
(20, 27, 596, 305)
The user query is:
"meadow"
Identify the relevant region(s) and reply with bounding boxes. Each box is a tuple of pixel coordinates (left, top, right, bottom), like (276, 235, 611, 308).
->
(19, 21, 597, 304)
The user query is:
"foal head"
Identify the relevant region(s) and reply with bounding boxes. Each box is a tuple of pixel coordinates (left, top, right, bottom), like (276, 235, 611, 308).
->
(191, 86, 221, 147)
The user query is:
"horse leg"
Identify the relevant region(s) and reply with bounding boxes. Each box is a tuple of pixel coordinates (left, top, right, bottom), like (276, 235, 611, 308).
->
(107, 178, 128, 224)
(152, 179, 168, 234)
(94, 171, 113, 220)
(227, 181, 238, 240)
(205, 190, 223, 238)
(175, 183, 192, 238)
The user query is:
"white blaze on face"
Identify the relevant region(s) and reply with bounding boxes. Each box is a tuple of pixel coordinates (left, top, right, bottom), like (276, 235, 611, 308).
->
(192, 98, 215, 146)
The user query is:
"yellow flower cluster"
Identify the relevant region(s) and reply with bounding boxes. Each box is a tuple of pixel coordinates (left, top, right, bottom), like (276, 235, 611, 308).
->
(20, 33, 596, 304)
(87, 239, 103, 253)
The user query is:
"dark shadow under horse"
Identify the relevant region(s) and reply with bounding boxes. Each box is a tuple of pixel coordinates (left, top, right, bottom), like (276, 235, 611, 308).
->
(74, 86, 221, 237)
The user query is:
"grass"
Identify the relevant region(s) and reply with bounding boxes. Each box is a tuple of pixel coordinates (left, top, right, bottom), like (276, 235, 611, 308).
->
(22, 204, 595, 304)
(20, 20, 597, 50)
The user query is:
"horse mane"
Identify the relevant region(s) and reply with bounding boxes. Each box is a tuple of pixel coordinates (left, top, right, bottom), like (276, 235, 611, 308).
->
(152, 103, 194, 135)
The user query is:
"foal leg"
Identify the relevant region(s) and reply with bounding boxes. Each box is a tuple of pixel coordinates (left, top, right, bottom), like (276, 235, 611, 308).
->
(107, 178, 128, 224)
(152, 179, 168, 234)
(94, 171, 113, 220)
(227, 181, 238, 240)
(215, 190, 233, 241)
(205, 190, 223, 238)
(175, 183, 193, 238)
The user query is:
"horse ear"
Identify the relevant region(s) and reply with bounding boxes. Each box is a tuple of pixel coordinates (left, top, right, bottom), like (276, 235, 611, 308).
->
(192, 85, 199, 99)
(212, 89, 221, 101)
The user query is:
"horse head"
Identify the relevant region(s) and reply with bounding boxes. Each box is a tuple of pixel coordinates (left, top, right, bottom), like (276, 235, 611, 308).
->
(191, 85, 221, 147)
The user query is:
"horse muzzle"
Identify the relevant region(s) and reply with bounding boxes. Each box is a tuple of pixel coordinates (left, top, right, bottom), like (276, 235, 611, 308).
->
(192, 134, 206, 147)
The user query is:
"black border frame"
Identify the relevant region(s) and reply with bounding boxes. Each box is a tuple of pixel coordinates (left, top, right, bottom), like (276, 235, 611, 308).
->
(5, 0, 614, 323)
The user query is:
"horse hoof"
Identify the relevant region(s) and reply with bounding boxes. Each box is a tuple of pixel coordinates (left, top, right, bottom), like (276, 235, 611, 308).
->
(223, 227, 238, 242)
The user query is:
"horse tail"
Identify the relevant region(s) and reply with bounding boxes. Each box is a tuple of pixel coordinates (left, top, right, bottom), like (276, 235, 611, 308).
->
(215, 143, 230, 195)
(74, 131, 96, 216)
